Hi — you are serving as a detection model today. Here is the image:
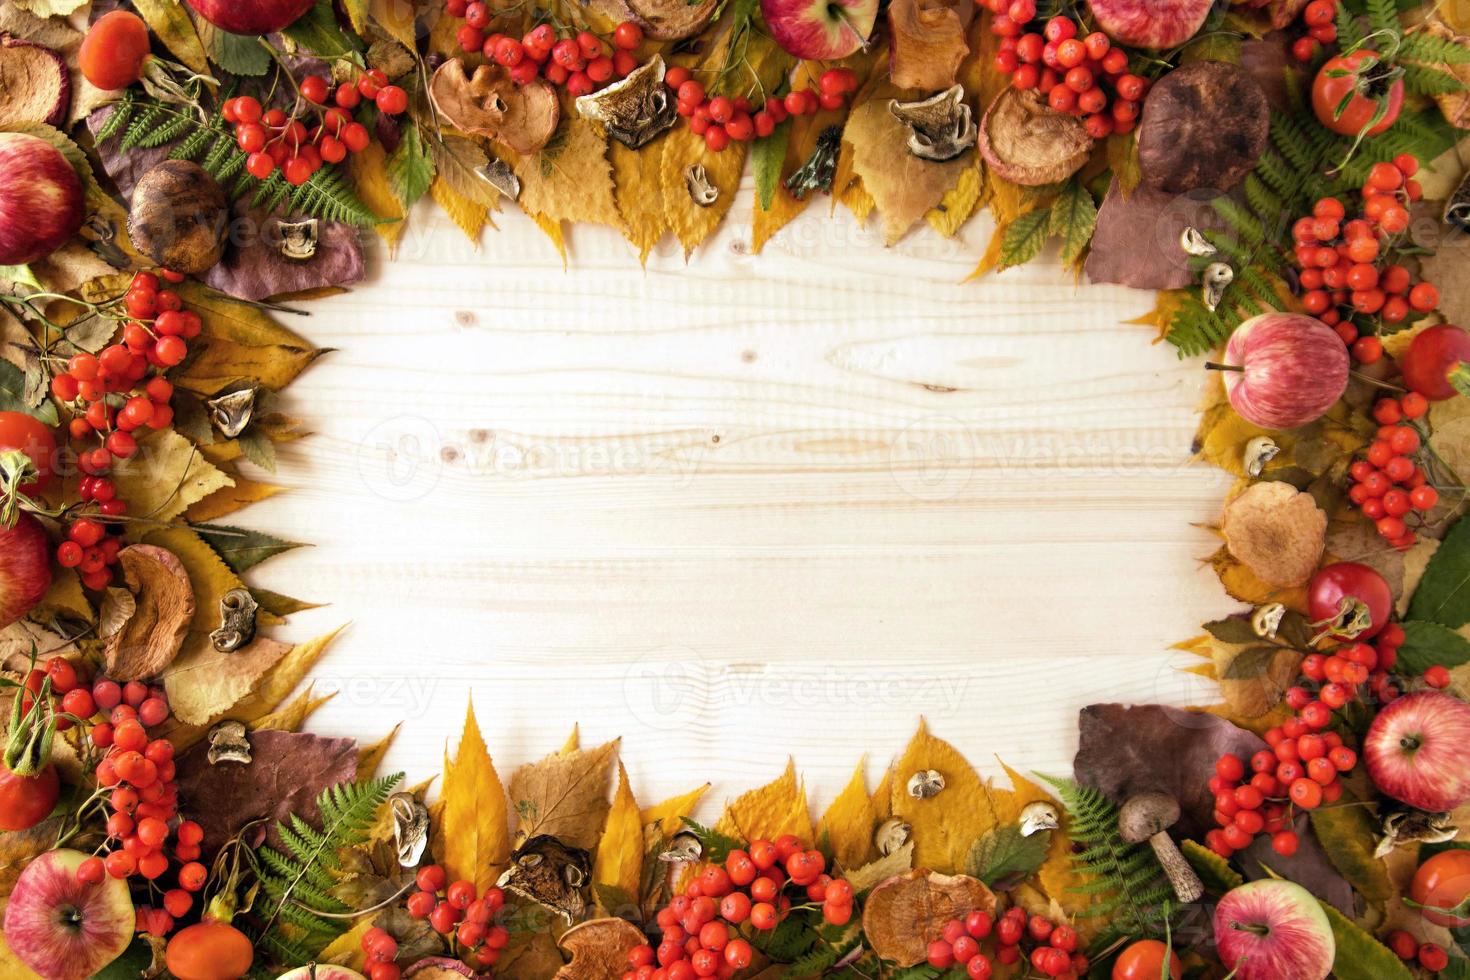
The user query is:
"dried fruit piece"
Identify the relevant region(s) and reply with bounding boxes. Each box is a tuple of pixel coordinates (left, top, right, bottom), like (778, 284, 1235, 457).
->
(555, 917, 646, 979)
(978, 88, 1092, 187)
(429, 59, 560, 156)
(1221, 481, 1326, 587)
(888, 0, 975, 92)
(1137, 61, 1268, 194)
(860, 869, 995, 967)
(1085, 0, 1213, 49)
(102, 545, 195, 682)
(0, 37, 70, 128)
(586, 0, 720, 41)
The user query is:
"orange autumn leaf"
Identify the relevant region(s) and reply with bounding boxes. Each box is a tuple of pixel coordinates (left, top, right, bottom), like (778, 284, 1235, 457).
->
(818, 759, 877, 870)
(889, 721, 997, 874)
(516, 116, 624, 246)
(715, 760, 813, 844)
(594, 762, 643, 905)
(443, 701, 511, 894)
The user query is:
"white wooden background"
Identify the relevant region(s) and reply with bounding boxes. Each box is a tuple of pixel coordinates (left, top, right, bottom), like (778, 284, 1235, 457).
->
(243, 176, 1234, 815)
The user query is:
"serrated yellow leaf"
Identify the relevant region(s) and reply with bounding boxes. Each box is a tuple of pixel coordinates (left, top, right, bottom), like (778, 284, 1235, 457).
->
(889, 720, 996, 874)
(32, 569, 90, 623)
(517, 117, 623, 241)
(113, 429, 232, 526)
(641, 784, 710, 840)
(248, 685, 334, 733)
(357, 723, 402, 780)
(818, 760, 877, 870)
(173, 336, 326, 397)
(431, 175, 486, 246)
(173, 282, 312, 348)
(872, 764, 895, 821)
(561, 725, 580, 753)
(185, 472, 284, 524)
(1210, 544, 1309, 612)
(610, 141, 668, 263)
(1126, 288, 1192, 343)
(927, 160, 984, 238)
(848, 98, 974, 246)
(343, 0, 369, 33)
(444, 700, 511, 893)
(715, 760, 813, 844)
(350, 141, 407, 248)
(317, 918, 373, 971)
(222, 625, 347, 724)
(531, 212, 567, 265)
(369, 0, 418, 48)
(131, 0, 209, 74)
(841, 180, 874, 223)
(993, 762, 1094, 935)
(594, 762, 643, 905)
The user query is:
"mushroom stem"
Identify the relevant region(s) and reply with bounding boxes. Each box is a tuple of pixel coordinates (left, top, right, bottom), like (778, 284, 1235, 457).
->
(1118, 792, 1204, 905)
(1147, 831, 1204, 904)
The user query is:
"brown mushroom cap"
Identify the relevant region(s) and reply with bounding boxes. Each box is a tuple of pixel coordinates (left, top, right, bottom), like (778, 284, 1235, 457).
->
(978, 88, 1093, 187)
(1222, 481, 1327, 587)
(429, 58, 560, 156)
(127, 161, 229, 275)
(554, 918, 646, 979)
(1136, 61, 1269, 194)
(1118, 792, 1180, 844)
(861, 869, 996, 967)
(102, 545, 195, 681)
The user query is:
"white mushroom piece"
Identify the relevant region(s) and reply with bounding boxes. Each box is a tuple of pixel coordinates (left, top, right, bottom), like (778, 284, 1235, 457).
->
(1118, 792, 1203, 903)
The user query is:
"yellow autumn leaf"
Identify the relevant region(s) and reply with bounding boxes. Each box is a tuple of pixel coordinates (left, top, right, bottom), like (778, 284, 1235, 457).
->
(561, 725, 580, 753)
(841, 179, 875, 223)
(847, 98, 975, 245)
(661, 125, 746, 256)
(516, 117, 623, 240)
(317, 918, 373, 971)
(872, 764, 895, 822)
(113, 429, 232, 526)
(443, 701, 511, 893)
(369, 0, 418, 48)
(357, 723, 402, 780)
(185, 471, 284, 524)
(926, 160, 984, 239)
(641, 783, 710, 840)
(32, 569, 90, 624)
(509, 737, 620, 851)
(171, 336, 326, 397)
(1210, 544, 1310, 612)
(431, 176, 487, 246)
(342, 0, 369, 34)
(818, 760, 877, 870)
(610, 141, 668, 263)
(174, 282, 312, 349)
(889, 721, 997, 874)
(594, 762, 643, 906)
(715, 760, 813, 844)
(248, 685, 334, 733)
(131, 0, 209, 74)
(994, 762, 1094, 933)
(1127, 288, 1193, 343)
(223, 625, 346, 724)
(350, 141, 407, 248)
(162, 633, 291, 725)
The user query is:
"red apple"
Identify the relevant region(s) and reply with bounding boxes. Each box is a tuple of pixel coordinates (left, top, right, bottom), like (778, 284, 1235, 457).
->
(1213, 880, 1334, 980)
(1401, 324, 1470, 401)
(1307, 562, 1391, 641)
(276, 968, 366, 979)
(2, 849, 135, 980)
(1085, 0, 1214, 48)
(1364, 691, 1470, 813)
(0, 133, 84, 266)
(183, 0, 316, 35)
(0, 513, 52, 631)
(1217, 312, 1349, 430)
(761, 0, 877, 59)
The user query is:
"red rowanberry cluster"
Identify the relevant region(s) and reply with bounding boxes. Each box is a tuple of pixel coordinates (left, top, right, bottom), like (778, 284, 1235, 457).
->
(1293, 155, 1436, 363)
(922, 909, 996, 977)
(667, 67, 855, 154)
(1350, 403, 1437, 548)
(626, 834, 847, 980)
(403, 864, 509, 973)
(229, 68, 405, 187)
(1387, 929, 1451, 972)
(1290, 0, 1340, 63)
(986, 7, 1148, 140)
(446, 0, 644, 98)
(930, 907, 1084, 977)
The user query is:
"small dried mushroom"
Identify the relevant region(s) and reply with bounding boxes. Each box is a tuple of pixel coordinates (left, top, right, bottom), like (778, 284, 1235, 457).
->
(875, 817, 912, 855)
(210, 588, 259, 653)
(907, 769, 946, 799)
(206, 385, 257, 439)
(430, 59, 560, 156)
(275, 218, 318, 262)
(890, 86, 977, 162)
(1202, 261, 1234, 312)
(391, 792, 430, 867)
(206, 720, 251, 766)
(1222, 481, 1327, 588)
(888, 0, 975, 91)
(1242, 435, 1280, 478)
(1019, 800, 1060, 836)
(1118, 792, 1203, 904)
(102, 545, 195, 682)
(496, 835, 591, 923)
(1375, 806, 1457, 858)
(978, 88, 1092, 187)
(127, 160, 229, 275)
(861, 870, 996, 967)
(684, 165, 718, 207)
(1137, 61, 1269, 194)
(575, 55, 676, 149)
(555, 918, 647, 980)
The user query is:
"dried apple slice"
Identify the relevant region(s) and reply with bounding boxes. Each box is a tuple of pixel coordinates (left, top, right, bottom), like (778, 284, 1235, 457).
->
(888, 0, 975, 92)
(861, 869, 996, 967)
(977, 88, 1092, 187)
(0, 37, 70, 128)
(429, 59, 560, 156)
(102, 545, 195, 682)
(1085, 0, 1214, 49)
(555, 918, 646, 979)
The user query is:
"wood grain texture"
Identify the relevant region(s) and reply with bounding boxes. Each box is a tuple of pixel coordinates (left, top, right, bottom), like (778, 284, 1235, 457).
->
(244, 178, 1236, 814)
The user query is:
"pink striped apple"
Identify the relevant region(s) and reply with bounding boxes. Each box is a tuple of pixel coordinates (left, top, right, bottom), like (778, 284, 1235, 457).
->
(1364, 690, 1470, 813)
(760, 0, 877, 59)
(184, 0, 316, 34)
(0, 133, 83, 266)
(2, 849, 135, 980)
(1215, 313, 1349, 430)
(1214, 880, 1334, 980)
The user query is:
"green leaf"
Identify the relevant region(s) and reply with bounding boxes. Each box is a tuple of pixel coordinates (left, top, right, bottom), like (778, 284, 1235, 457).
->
(998, 208, 1052, 271)
(1048, 180, 1097, 267)
(966, 824, 1049, 888)
(237, 428, 277, 473)
(202, 23, 271, 76)
(1308, 802, 1392, 904)
(1221, 646, 1285, 680)
(192, 522, 306, 574)
(679, 816, 745, 864)
(0, 361, 57, 426)
(1203, 617, 1261, 644)
(1182, 839, 1243, 894)
(283, 0, 364, 58)
(89, 937, 156, 979)
(1396, 620, 1470, 674)
(387, 124, 436, 213)
(1318, 900, 1415, 980)
(1407, 516, 1470, 628)
(752, 120, 790, 213)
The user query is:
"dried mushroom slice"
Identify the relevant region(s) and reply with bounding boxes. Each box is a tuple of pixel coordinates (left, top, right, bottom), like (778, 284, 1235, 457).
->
(977, 87, 1092, 186)
(622, 0, 720, 40)
(102, 545, 195, 681)
(429, 58, 560, 156)
(890, 86, 977, 162)
(888, 0, 975, 92)
(862, 869, 996, 967)
(575, 55, 676, 149)
(555, 918, 647, 979)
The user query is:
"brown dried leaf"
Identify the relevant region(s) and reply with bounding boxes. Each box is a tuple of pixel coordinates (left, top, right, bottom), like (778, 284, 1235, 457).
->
(1222, 481, 1327, 587)
(509, 737, 619, 852)
(861, 869, 995, 967)
(102, 545, 194, 681)
(847, 99, 973, 245)
(554, 918, 645, 980)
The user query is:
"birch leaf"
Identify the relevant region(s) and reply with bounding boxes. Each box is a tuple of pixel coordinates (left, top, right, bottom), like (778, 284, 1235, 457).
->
(509, 737, 620, 851)
(714, 759, 813, 844)
(431, 177, 487, 245)
(1048, 179, 1098, 267)
(443, 701, 511, 893)
(594, 762, 643, 905)
(889, 720, 996, 874)
(818, 760, 877, 870)
(387, 123, 436, 212)
(112, 429, 233, 526)
(370, 0, 419, 49)
(610, 141, 669, 264)
(926, 159, 985, 238)
(660, 124, 745, 256)
(516, 117, 623, 239)
(641, 784, 710, 840)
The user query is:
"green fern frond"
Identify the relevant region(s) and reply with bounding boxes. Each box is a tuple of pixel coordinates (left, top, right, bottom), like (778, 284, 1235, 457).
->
(287, 165, 382, 227)
(253, 773, 403, 965)
(1402, 30, 1470, 65)
(120, 101, 169, 151)
(1364, 0, 1400, 35)
(96, 91, 136, 142)
(784, 939, 840, 977)
(755, 914, 818, 962)
(1403, 63, 1465, 95)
